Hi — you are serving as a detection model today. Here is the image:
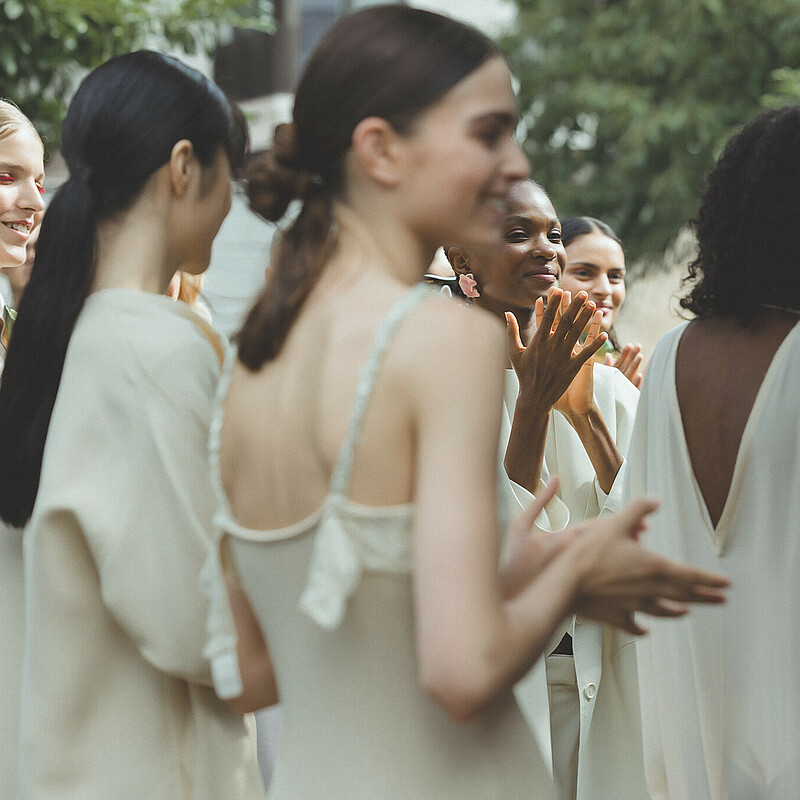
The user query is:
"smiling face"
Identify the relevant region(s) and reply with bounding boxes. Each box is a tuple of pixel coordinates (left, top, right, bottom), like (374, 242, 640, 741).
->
(457, 180, 565, 318)
(561, 232, 626, 330)
(397, 56, 529, 253)
(0, 126, 45, 267)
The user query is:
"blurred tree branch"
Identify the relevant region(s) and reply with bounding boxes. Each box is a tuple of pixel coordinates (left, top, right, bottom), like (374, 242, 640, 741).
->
(1, 0, 273, 147)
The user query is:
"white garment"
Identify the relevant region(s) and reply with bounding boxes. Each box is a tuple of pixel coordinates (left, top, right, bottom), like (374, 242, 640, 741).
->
(19, 291, 264, 800)
(204, 286, 556, 800)
(503, 364, 650, 800)
(624, 321, 800, 800)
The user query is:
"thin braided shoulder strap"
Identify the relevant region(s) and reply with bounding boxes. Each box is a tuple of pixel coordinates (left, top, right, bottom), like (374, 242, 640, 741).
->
(328, 282, 432, 499)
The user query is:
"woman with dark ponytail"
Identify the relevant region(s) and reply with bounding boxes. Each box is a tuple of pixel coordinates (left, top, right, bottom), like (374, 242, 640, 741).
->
(0, 52, 265, 799)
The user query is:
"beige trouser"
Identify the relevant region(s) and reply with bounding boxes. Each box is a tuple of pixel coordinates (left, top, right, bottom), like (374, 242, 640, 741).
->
(546, 654, 580, 800)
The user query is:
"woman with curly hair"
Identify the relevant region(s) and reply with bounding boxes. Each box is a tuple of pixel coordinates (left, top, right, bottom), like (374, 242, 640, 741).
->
(624, 104, 800, 800)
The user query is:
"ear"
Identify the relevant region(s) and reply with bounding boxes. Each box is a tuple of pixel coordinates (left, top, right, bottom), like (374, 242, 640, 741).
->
(351, 117, 404, 188)
(167, 139, 196, 197)
(447, 247, 474, 276)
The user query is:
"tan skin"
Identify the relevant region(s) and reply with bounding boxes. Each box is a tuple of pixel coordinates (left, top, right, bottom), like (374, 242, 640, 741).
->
(676, 308, 798, 528)
(450, 182, 623, 495)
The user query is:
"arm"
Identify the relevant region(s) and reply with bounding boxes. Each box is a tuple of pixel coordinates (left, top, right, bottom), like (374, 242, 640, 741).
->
(405, 302, 729, 722)
(504, 289, 608, 493)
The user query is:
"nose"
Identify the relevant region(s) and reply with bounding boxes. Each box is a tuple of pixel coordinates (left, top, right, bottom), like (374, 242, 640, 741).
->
(19, 179, 45, 214)
(591, 273, 612, 298)
(502, 137, 529, 183)
(531, 234, 556, 262)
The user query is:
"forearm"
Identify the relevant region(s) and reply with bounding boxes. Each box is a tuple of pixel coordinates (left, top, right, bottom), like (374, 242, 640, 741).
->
(504, 393, 550, 494)
(564, 406, 623, 494)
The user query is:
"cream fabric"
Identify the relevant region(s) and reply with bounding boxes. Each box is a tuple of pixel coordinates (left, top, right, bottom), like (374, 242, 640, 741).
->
(19, 291, 264, 800)
(504, 364, 650, 800)
(625, 322, 800, 800)
(0, 521, 23, 799)
(207, 286, 556, 799)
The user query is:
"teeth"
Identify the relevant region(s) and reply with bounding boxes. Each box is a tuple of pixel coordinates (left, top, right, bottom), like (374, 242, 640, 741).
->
(4, 222, 29, 233)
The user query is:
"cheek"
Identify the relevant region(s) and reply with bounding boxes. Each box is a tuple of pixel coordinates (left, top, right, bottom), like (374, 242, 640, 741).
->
(612, 284, 626, 308)
(0, 187, 13, 215)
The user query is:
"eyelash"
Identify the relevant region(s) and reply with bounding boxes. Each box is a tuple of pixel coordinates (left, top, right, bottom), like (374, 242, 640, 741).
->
(0, 174, 46, 194)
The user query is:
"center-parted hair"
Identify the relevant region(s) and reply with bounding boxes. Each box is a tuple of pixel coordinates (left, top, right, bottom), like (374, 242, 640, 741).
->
(0, 51, 247, 527)
(681, 104, 800, 323)
(238, 4, 500, 370)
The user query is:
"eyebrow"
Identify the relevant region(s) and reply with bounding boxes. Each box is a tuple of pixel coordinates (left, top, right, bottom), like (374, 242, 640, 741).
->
(0, 162, 44, 179)
(569, 260, 626, 271)
(504, 214, 560, 227)
(471, 111, 519, 128)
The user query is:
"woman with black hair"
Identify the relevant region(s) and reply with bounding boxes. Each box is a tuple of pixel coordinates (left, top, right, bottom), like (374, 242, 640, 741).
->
(624, 104, 800, 800)
(0, 52, 264, 799)
(560, 217, 643, 387)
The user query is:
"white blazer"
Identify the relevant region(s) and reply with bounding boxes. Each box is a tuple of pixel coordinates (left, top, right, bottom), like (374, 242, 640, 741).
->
(500, 365, 651, 800)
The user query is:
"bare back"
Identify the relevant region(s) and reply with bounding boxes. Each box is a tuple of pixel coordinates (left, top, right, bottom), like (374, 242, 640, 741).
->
(219, 265, 426, 531)
(675, 310, 798, 528)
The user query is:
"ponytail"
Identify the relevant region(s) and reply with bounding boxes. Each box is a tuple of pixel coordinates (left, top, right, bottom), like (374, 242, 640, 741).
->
(0, 51, 246, 526)
(0, 179, 96, 526)
(238, 124, 336, 369)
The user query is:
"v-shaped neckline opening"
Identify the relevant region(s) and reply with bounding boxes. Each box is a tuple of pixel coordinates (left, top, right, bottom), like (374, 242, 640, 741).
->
(670, 320, 800, 550)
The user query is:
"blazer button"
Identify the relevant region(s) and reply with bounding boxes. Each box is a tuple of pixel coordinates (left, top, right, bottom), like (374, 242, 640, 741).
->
(583, 683, 597, 700)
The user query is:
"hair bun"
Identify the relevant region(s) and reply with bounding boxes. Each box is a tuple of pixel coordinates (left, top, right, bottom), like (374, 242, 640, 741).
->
(246, 122, 312, 222)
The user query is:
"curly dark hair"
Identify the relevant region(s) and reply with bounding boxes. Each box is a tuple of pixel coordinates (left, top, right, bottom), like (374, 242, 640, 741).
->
(680, 104, 800, 324)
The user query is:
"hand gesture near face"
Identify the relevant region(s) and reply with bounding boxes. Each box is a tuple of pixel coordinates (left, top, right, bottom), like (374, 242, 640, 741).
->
(605, 343, 644, 389)
(505, 287, 607, 414)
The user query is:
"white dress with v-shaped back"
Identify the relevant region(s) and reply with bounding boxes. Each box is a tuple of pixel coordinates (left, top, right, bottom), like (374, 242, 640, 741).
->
(623, 321, 800, 800)
(205, 284, 555, 799)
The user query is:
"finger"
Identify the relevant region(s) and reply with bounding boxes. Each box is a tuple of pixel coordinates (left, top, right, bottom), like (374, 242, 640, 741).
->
(563, 300, 598, 353)
(539, 288, 562, 337)
(614, 498, 661, 540)
(534, 297, 544, 331)
(552, 291, 589, 343)
(633, 372, 643, 389)
(572, 331, 608, 368)
(604, 353, 615, 366)
(505, 311, 524, 356)
(638, 597, 690, 618)
(584, 309, 604, 346)
(625, 352, 643, 379)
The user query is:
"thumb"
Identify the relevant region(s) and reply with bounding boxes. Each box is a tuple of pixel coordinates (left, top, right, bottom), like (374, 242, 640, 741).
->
(505, 311, 524, 355)
(614, 497, 660, 541)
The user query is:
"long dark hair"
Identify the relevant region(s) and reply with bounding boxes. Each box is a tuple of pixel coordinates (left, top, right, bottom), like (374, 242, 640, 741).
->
(561, 216, 624, 351)
(0, 51, 246, 527)
(680, 104, 800, 324)
(238, 4, 500, 370)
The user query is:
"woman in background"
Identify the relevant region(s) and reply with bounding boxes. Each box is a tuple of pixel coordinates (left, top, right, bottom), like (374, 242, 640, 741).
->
(448, 179, 649, 799)
(205, 8, 728, 799)
(0, 96, 45, 800)
(625, 104, 800, 800)
(0, 53, 264, 799)
(560, 217, 643, 387)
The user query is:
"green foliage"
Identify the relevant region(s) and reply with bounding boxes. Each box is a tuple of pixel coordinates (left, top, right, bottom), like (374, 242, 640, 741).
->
(501, 0, 800, 260)
(0, 0, 273, 147)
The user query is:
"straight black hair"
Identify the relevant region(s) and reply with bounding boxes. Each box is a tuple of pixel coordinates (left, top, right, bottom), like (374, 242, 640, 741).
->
(0, 51, 246, 527)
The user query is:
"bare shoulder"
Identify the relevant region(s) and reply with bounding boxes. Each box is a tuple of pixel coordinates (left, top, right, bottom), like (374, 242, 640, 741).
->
(391, 294, 506, 384)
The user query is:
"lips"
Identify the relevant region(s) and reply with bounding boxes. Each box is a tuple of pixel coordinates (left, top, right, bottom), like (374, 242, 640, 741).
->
(522, 267, 558, 281)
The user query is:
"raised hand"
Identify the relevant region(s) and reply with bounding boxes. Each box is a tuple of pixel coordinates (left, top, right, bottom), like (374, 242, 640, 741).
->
(605, 343, 644, 389)
(505, 287, 608, 414)
(553, 305, 604, 418)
